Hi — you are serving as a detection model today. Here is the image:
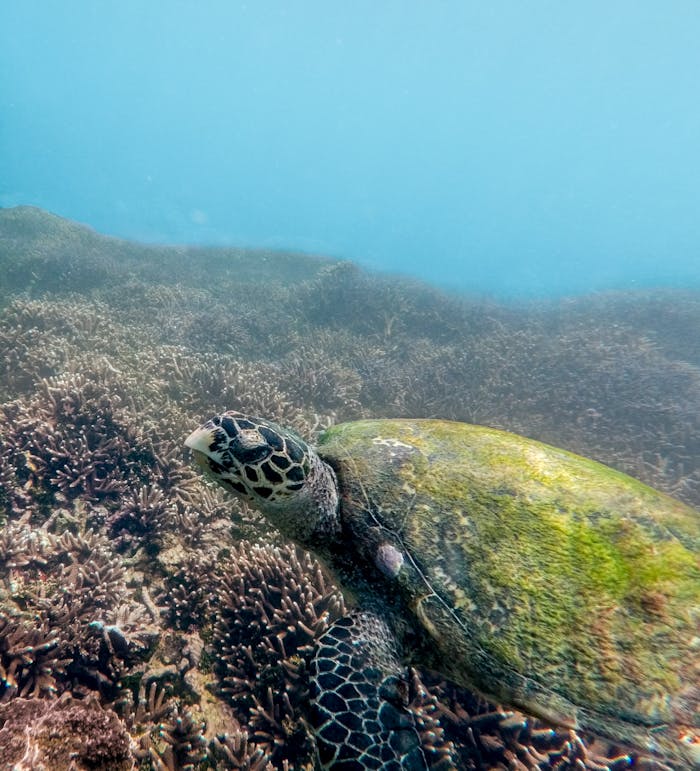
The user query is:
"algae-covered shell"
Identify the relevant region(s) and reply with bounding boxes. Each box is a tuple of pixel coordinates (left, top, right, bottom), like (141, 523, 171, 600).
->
(316, 419, 700, 764)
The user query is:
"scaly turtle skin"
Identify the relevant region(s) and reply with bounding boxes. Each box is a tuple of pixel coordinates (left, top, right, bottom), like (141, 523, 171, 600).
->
(186, 412, 700, 769)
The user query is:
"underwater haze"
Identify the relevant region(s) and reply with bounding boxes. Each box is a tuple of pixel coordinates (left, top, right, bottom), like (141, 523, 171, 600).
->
(2, 9, 700, 765)
(1, 1, 700, 298)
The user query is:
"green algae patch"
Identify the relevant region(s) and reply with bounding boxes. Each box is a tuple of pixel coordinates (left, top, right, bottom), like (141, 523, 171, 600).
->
(320, 418, 700, 730)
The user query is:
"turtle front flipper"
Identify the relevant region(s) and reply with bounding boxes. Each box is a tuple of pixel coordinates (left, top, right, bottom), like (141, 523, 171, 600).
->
(310, 611, 428, 770)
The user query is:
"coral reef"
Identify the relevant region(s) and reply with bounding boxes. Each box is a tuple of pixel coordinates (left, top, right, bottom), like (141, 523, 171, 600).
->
(0, 517, 152, 700)
(0, 206, 697, 769)
(211, 542, 345, 766)
(0, 693, 132, 770)
(208, 732, 275, 771)
(415, 674, 655, 770)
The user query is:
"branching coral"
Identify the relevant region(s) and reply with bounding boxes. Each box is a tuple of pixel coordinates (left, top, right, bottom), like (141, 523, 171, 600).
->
(0, 366, 222, 562)
(114, 679, 174, 757)
(0, 614, 67, 700)
(4, 250, 699, 509)
(162, 553, 218, 632)
(0, 519, 158, 699)
(1, 207, 699, 770)
(114, 679, 211, 770)
(165, 352, 333, 440)
(103, 485, 171, 551)
(277, 342, 365, 419)
(404, 669, 460, 770)
(419, 675, 666, 771)
(208, 731, 276, 771)
(0, 319, 68, 400)
(154, 706, 208, 770)
(0, 372, 151, 514)
(212, 541, 345, 765)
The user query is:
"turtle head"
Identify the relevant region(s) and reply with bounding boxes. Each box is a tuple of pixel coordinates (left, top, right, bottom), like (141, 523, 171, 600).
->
(185, 411, 341, 544)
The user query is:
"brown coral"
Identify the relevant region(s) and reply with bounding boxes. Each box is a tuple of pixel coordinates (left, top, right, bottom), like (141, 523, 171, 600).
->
(0, 693, 133, 770)
(0, 513, 158, 699)
(0, 614, 67, 700)
(212, 541, 345, 765)
(209, 731, 276, 771)
(1, 207, 699, 770)
(418, 674, 669, 770)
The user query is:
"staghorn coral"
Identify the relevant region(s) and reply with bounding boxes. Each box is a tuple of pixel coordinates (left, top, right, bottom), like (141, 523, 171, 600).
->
(0, 518, 158, 698)
(171, 352, 333, 440)
(114, 679, 176, 757)
(295, 261, 471, 343)
(114, 678, 214, 771)
(0, 315, 70, 400)
(161, 553, 219, 632)
(404, 669, 460, 770)
(151, 446, 202, 508)
(0, 372, 149, 514)
(212, 541, 345, 765)
(0, 613, 67, 700)
(180, 283, 301, 359)
(152, 705, 208, 771)
(103, 484, 171, 551)
(0, 364, 228, 559)
(3, 250, 699, 510)
(278, 343, 365, 419)
(419, 675, 667, 771)
(208, 731, 276, 771)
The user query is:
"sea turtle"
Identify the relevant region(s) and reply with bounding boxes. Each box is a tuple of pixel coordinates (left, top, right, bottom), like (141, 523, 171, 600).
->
(185, 412, 700, 769)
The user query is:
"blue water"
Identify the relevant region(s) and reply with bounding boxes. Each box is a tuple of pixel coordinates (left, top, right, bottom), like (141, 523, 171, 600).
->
(2, 2, 700, 298)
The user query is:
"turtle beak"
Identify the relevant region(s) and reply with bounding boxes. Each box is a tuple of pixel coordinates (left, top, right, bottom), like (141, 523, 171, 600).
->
(185, 427, 215, 471)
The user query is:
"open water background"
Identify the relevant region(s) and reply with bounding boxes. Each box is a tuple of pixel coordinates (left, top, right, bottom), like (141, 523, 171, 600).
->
(2, 2, 700, 298)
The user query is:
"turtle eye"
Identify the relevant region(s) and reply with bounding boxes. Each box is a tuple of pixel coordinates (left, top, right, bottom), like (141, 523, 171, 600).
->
(229, 429, 271, 465)
(230, 442, 269, 465)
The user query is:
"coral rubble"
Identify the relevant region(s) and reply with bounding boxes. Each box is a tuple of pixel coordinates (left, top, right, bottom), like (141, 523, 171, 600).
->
(0, 694, 132, 770)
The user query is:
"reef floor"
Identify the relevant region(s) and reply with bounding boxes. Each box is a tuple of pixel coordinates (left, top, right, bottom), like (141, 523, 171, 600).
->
(1, 206, 698, 769)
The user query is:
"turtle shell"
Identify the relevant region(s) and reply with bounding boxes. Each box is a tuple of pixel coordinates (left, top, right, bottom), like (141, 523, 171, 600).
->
(317, 419, 700, 765)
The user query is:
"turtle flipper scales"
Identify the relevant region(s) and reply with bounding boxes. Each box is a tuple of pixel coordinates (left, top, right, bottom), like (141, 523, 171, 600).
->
(310, 611, 428, 770)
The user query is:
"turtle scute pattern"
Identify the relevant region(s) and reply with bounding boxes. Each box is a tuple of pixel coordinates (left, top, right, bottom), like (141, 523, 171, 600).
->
(310, 611, 428, 771)
(317, 419, 700, 767)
